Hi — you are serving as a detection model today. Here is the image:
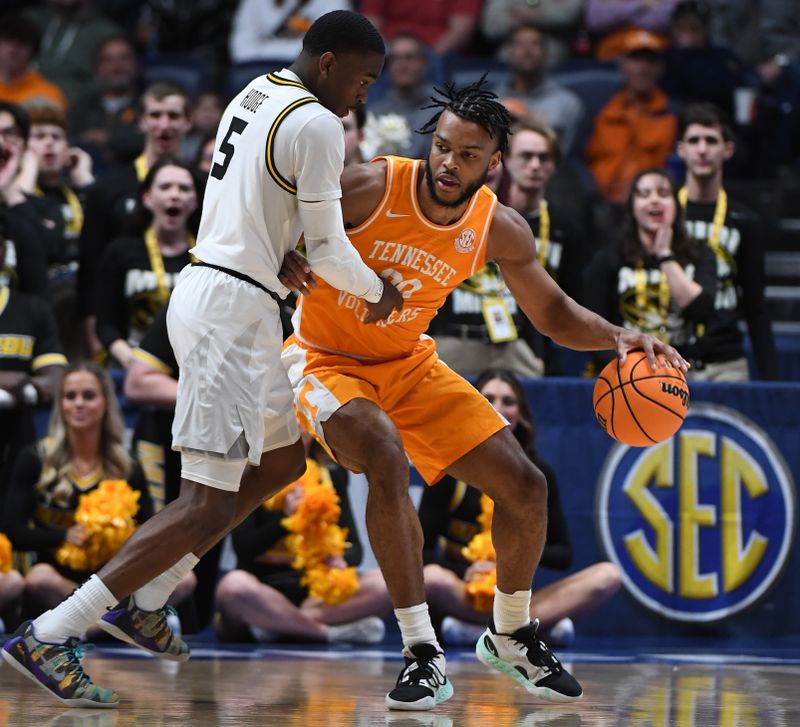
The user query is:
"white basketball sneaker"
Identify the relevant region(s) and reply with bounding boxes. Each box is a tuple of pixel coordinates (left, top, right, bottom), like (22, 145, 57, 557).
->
(476, 618, 582, 702)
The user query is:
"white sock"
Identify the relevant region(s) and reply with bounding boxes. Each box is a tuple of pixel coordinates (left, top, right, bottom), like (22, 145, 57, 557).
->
(394, 603, 440, 653)
(132, 553, 199, 611)
(33, 575, 118, 643)
(493, 587, 531, 634)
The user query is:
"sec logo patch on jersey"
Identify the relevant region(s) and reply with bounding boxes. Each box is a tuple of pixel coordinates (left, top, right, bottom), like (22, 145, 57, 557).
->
(596, 403, 796, 622)
(454, 228, 476, 253)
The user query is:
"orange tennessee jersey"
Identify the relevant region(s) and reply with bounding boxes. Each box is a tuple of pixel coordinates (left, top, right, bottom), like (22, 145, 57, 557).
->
(293, 156, 499, 360)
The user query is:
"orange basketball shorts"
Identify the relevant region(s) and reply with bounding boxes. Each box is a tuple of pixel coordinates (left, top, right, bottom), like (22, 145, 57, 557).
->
(281, 336, 507, 484)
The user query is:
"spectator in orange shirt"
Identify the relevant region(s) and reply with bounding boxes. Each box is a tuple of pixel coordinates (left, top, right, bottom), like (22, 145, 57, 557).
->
(586, 29, 677, 205)
(0, 15, 67, 112)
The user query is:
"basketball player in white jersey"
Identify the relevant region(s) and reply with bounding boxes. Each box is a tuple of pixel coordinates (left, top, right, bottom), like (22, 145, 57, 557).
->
(2, 11, 403, 708)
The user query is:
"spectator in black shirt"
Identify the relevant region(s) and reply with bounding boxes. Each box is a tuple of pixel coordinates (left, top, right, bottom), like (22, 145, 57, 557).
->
(94, 156, 198, 369)
(0, 102, 49, 299)
(68, 34, 143, 170)
(78, 82, 192, 359)
(421, 368, 621, 645)
(583, 168, 717, 375)
(676, 103, 777, 380)
(0, 235, 66, 499)
(18, 106, 94, 361)
(662, 0, 747, 116)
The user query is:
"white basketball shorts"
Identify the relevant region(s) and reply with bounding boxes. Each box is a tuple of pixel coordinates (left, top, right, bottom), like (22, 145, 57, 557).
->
(167, 264, 300, 490)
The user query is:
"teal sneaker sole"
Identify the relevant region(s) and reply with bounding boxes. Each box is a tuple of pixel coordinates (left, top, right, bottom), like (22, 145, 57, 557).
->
(475, 632, 581, 703)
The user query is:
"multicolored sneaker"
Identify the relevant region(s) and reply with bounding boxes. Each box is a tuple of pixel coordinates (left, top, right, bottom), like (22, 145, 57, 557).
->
(1, 621, 119, 708)
(476, 618, 582, 702)
(97, 598, 190, 662)
(385, 643, 453, 711)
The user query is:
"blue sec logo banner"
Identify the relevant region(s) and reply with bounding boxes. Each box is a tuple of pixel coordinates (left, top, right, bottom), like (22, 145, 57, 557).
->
(596, 403, 796, 622)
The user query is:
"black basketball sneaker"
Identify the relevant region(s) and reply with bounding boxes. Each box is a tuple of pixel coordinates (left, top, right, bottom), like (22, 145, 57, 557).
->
(385, 643, 453, 711)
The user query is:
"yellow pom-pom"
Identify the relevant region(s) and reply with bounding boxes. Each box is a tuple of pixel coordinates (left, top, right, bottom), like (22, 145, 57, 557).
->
(461, 493, 497, 611)
(302, 564, 360, 606)
(0, 532, 12, 573)
(275, 459, 360, 605)
(55, 479, 140, 572)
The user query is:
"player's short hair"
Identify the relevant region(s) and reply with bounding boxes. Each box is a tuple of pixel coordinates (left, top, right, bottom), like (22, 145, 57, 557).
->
(509, 117, 561, 166)
(140, 82, 190, 117)
(28, 105, 67, 131)
(302, 11, 385, 57)
(0, 100, 30, 141)
(419, 76, 513, 154)
(679, 102, 733, 141)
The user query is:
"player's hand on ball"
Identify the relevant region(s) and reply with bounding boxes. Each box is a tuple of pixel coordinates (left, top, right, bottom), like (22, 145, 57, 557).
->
(279, 249, 317, 296)
(616, 330, 690, 373)
(364, 280, 404, 323)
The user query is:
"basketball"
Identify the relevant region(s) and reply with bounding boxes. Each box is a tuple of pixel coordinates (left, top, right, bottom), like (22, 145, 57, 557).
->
(592, 350, 689, 447)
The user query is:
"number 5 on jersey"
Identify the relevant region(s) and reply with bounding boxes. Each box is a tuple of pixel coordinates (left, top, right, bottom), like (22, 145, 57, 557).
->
(210, 117, 248, 180)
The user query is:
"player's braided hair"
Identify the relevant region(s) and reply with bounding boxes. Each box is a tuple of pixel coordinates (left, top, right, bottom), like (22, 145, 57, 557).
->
(418, 76, 513, 154)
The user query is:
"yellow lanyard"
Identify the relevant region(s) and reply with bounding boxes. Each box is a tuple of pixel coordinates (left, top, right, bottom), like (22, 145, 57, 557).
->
(34, 184, 84, 237)
(144, 227, 196, 304)
(679, 186, 727, 261)
(535, 199, 550, 267)
(134, 154, 149, 182)
(633, 264, 671, 340)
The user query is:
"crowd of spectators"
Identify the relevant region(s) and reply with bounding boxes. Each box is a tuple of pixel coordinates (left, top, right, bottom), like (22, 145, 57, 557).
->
(0, 0, 797, 638)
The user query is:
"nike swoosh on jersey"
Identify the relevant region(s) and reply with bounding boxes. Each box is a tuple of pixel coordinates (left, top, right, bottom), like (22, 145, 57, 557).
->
(385, 209, 409, 218)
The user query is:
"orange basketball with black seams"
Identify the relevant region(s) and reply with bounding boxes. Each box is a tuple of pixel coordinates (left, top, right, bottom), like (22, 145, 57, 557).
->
(592, 350, 689, 447)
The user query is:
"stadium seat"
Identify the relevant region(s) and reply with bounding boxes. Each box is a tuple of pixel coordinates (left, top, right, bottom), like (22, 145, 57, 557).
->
(551, 66, 622, 157)
(142, 54, 210, 96)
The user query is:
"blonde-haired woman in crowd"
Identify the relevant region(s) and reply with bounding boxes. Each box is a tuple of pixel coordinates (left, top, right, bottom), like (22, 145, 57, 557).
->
(1, 364, 182, 617)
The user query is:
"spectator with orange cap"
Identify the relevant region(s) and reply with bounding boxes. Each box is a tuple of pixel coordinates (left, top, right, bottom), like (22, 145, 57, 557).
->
(586, 29, 677, 205)
(585, 0, 679, 60)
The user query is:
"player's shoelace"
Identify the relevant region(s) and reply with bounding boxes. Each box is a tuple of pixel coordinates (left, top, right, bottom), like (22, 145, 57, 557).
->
(396, 653, 446, 690)
(59, 641, 96, 687)
(508, 619, 563, 673)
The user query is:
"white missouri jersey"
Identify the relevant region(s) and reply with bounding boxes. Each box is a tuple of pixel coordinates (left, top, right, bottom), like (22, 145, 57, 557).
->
(192, 69, 345, 295)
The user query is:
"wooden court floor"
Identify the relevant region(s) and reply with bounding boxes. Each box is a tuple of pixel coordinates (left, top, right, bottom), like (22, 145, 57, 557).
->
(1, 646, 799, 726)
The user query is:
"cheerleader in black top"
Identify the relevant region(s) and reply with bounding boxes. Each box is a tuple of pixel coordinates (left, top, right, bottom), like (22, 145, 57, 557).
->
(420, 368, 622, 645)
(2, 363, 157, 615)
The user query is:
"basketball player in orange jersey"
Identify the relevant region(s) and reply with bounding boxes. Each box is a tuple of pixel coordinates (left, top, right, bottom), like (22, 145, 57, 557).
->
(281, 80, 690, 711)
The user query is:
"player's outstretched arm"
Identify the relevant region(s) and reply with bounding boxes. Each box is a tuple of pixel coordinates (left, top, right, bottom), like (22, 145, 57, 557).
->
(491, 205, 690, 372)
